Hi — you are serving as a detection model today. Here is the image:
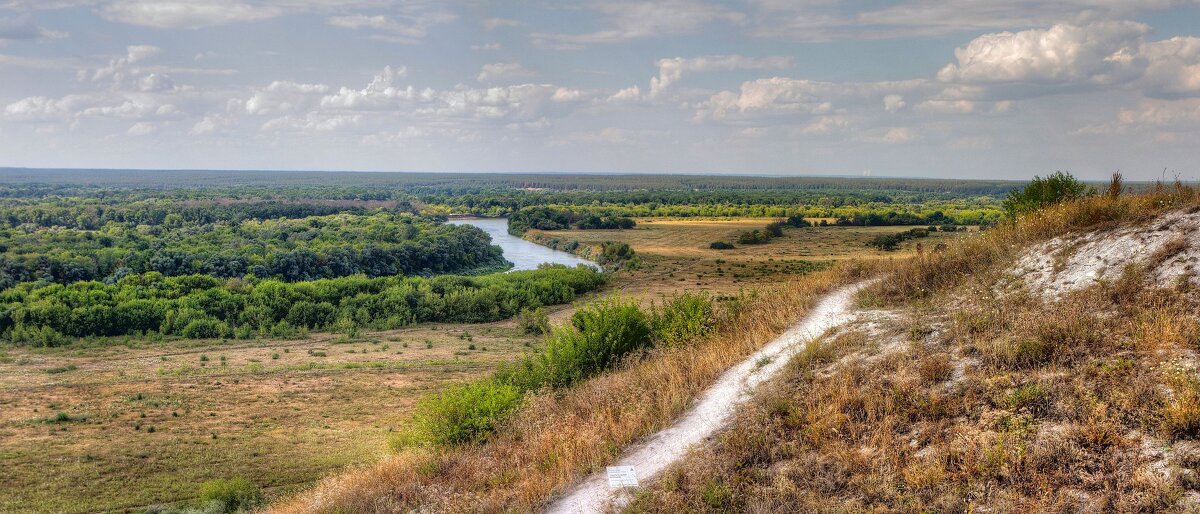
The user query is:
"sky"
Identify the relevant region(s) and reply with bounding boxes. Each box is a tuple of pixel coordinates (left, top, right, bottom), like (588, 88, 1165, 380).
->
(1, 1, 1199, 180)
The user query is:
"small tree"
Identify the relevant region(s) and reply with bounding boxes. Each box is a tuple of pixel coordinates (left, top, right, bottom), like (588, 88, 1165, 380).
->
(1002, 171, 1091, 219)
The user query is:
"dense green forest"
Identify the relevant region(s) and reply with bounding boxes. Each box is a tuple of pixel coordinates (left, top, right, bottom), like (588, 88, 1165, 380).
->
(507, 207, 636, 235)
(0, 211, 506, 287)
(4, 265, 603, 345)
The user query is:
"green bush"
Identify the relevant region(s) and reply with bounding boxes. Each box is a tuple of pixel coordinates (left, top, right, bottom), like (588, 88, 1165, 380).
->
(180, 318, 228, 339)
(516, 307, 550, 335)
(197, 477, 262, 513)
(401, 380, 522, 447)
(709, 241, 735, 250)
(505, 298, 651, 390)
(1003, 171, 1091, 219)
(650, 292, 715, 346)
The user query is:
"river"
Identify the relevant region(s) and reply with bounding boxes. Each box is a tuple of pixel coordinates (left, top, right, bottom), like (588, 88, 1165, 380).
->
(448, 218, 598, 272)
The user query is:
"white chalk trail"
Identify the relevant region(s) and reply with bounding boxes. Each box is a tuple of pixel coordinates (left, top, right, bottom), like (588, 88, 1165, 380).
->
(544, 281, 872, 514)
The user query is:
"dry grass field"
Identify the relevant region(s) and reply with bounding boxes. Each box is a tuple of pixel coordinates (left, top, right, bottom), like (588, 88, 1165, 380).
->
(531, 217, 969, 302)
(0, 321, 545, 513)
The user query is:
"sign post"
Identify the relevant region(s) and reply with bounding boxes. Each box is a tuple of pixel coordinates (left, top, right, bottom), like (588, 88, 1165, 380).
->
(606, 466, 639, 488)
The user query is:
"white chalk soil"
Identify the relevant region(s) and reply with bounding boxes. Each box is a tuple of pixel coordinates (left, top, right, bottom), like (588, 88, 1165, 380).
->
(1016, 207, 1200, 297)
(544, 281, 873, 514)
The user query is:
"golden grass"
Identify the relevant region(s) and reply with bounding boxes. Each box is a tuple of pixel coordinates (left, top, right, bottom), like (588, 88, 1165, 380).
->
(269, 263, 874, 513)
(0, 321, 542, 513)
(530, 218, 966, 305)
(626, 187, 1200, 513)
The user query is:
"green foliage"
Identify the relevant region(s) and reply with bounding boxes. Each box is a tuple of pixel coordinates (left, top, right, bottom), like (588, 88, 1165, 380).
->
(709, 241, 735, 250)
(1, 265, 604, 343)
(398, 380, 523, 448)
(784, 215, 812, 227)
(596, 242, 639, 269)
(516, 307, 550, 335)
(508, 206, 635, 235)
(504, 299, 652, 390)
(197, 477, 263, 513)
(650, 292, 716, 346)
(736, 229, 773, 245)
(1003, 171, 1092, 219)
(866, 228, 930, 251)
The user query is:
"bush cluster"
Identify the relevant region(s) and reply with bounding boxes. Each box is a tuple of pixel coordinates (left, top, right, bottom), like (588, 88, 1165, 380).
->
(401, 293, 717, 447)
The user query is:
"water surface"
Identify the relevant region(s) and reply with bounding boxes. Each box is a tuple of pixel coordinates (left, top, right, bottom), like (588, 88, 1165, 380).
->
(449, 218, 597, 271)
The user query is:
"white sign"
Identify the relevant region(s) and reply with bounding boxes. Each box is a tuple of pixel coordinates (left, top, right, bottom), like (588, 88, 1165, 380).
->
(606, 466, 639, 488)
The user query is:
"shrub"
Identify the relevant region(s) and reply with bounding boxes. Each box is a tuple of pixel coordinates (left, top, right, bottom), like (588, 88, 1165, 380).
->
(515, 299, 651, 389)
(785, 215, 811, 227)
(709, 241, 735, 250)
(650, 292, 715, 346)
(197, 477, 263, 513)
(737, 230, 771, 245)
(516, 307, 550, 335)
(180, 318, 228, 339)
(401, 380, 523, 447)
(1002, 171, 1091, 219)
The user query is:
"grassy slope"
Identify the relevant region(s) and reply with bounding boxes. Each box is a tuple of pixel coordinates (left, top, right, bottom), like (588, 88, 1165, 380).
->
(270, 263, 874, 513)
(626, 184, 1200, 512)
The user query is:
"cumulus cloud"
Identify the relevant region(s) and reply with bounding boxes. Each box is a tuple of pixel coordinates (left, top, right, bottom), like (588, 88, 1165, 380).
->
(477, 62, 535, 83)
(649, 55, 792, 97)
(938, 22, 1200, 99)
(937, 22, 1148, 84)
(3, 92, 181, 123)
(240, 80, 331, 115)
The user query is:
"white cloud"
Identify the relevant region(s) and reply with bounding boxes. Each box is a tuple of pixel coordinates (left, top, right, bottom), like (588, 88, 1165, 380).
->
(649, 55, 792, 97)
(937, 21, 1148, 84)
(241, 80, 331, 115)
(191, 114, 229, 135)
(261, 112, 362, 132)
(482, 17, 522, 30)
(937, 22, 1200, 99)
(477, 62, 535, 83)
(127, 121, 158, 136)
(101, 0, 282, 29)
(471, 42, 501, 51)
(532, 0, 743, 47)
(326, 9, 456, 44)
(746, 0, 1197, 41)
(883, 94, 906, 112)
(1138, 37, 1200, 97)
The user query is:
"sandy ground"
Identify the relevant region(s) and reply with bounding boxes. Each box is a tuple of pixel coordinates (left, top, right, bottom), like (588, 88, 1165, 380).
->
(544, 280, 873, 514)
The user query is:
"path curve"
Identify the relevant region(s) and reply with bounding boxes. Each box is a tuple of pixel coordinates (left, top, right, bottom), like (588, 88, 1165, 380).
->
(545, 280, 872, 514)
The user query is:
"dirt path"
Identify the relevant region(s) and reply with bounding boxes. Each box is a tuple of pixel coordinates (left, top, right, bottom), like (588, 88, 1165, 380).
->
(544, 280, 872, 514)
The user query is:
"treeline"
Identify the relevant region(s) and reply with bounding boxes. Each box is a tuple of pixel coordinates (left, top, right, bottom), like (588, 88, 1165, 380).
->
(722, 216, 811, 248)
(0, 198, 399, 230)
(832, 210, 969, 227)
(2, 265, 604, 345)
(507, 207, 635, 235)
(0, 169, 1024, 195)
(0, 213, 506, 287)
(399, 293, 716, 446)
